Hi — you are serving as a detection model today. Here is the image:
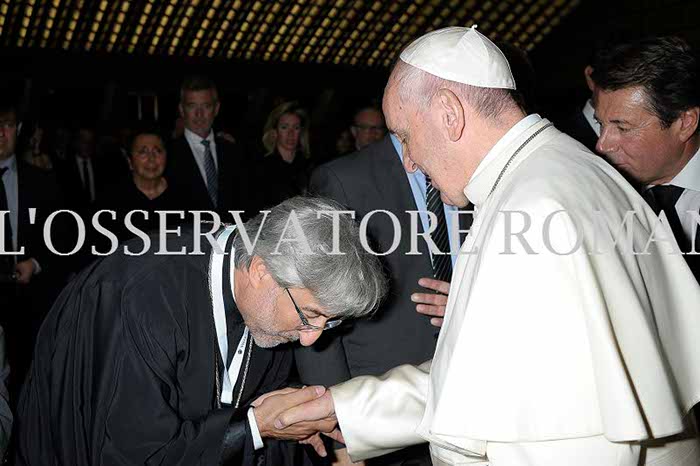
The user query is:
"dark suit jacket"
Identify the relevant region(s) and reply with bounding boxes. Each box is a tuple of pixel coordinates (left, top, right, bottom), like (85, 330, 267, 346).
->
(2, 160, 68, 399)
(557, 105, 599, 154)
(54, 155, 108, 209)
(296, 137, 473, 465)
(296, 135, 473, 381)
(166, 135, 259, 221)
(15, 160, 63, 270)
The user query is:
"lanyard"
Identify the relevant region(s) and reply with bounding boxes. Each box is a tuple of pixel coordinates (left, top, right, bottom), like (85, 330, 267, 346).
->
(210, 225, 249, 405)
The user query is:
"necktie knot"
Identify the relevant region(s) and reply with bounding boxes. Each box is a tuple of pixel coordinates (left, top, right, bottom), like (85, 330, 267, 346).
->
(0, 167, 7, 177)
(643, 184, 684, 216)
(201, 139, 210, 149)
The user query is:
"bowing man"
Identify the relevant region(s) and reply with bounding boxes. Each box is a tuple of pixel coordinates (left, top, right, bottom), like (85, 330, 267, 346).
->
(16, 196, 387, 466)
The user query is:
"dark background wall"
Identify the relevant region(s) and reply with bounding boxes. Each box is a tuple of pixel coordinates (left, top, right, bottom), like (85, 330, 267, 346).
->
(2, 0, 700, 156)
(531, 0, 700, 120)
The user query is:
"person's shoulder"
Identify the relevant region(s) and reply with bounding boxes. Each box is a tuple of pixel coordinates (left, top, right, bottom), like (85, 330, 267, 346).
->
(16, 159, 62, 192)
(314, 138, 392, 179)
(509, 136, 627, 208)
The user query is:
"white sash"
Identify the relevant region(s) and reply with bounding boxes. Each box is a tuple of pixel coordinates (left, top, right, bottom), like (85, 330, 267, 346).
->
(210, 225, 250, 405)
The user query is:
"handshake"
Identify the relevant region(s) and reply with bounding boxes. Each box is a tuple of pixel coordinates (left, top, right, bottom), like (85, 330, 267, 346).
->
(252, 385, 341, 457)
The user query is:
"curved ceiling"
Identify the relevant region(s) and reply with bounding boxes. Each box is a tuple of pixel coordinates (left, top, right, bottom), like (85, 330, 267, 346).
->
(0, 0, 580, 67)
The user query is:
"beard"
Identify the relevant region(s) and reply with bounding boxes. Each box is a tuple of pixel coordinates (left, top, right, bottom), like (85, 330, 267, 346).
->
(244, 289, 300, 348)
(249, 328, 298, 348)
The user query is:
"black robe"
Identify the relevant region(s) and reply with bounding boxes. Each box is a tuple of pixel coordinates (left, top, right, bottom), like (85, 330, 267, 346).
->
(16, 229, 293, 465)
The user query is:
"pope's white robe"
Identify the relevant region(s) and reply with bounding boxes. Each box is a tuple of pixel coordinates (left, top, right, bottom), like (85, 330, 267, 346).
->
(331, 116, 700, 465)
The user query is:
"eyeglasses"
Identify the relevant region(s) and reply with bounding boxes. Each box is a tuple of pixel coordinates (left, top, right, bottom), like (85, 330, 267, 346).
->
(285, 288, 343, 332)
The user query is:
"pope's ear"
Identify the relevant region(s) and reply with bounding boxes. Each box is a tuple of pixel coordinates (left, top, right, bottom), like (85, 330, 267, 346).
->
(435, 89, 465, 142)
(248, 256, 272, 288)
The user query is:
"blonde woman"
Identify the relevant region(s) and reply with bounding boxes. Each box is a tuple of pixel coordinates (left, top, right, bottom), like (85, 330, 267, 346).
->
(260, 101, 312, 207)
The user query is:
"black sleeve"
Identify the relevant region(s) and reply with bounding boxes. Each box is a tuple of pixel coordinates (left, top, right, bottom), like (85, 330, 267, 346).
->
(220, 409, 256, 465)
(97, 283, 251, 465)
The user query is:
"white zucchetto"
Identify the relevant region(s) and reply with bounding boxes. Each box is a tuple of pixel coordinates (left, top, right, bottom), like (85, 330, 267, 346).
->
(399, 26, 516, 90)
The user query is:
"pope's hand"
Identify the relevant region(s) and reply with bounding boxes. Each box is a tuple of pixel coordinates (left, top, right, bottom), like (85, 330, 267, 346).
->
(412, 277, 450, 327)
(275, 388, 337, 429)
(253, 386, 337, 446)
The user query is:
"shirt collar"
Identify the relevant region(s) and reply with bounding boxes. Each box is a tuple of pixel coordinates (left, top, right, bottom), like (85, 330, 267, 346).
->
(184, 127, 214, 146)
(582, 99, 601, 137)
(0, 154, 17, 172)
(464, 114, 548, 207)
(669, 145, 700, 192)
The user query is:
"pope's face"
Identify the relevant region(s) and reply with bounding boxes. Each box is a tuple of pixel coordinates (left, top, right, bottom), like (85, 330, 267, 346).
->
(382, 81, 469, 207)
(594, 86, 688, 186)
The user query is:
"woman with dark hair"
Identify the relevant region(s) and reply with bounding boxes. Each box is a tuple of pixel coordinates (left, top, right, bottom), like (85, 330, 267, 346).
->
(259, 101, 313, 207)
(98, 126, 181, 244)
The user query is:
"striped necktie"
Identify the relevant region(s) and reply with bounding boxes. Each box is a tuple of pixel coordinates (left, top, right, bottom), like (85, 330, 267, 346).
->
(426, 176, 452, 282)
(201, 139, 218, 207)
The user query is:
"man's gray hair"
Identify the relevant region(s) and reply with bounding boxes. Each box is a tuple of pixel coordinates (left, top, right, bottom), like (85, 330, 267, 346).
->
(233, 196, 388, 319)
(392, 60, 520, 121)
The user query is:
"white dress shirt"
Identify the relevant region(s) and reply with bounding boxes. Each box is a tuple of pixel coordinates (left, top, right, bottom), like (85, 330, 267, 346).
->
(582, 98, 601, 137)
(184, 128, 218, 189)
(75, 155, 95, 203)
(667, 147, 700, 243)
(0, 155, 18, 250)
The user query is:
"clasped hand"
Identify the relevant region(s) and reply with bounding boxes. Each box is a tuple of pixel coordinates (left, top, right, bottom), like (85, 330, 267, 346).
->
(252, 385, 341, 457)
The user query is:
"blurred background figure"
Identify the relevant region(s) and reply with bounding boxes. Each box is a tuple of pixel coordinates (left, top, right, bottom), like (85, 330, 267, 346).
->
(19, 124, 52, 172)
(259, 101, 312, 207)
(334, 128, 355, 158)
(350, 105, 386, 151)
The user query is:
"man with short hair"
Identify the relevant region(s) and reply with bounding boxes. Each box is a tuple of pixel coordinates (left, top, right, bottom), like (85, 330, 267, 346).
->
(351, 106, 386, 151)
(276, 27, 700, 466)
(16, 196, 387, 465)
(593, 36, 700, 282)
(167, 75, 257, 219)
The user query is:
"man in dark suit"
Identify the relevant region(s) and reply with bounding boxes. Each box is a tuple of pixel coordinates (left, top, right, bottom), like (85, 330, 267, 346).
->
(0, 100, 67, 399)
(55, 126, 105, 208)
(296, 134, 470, 465)
(593, 36, 700, 284)
(53, 126, 108, 273)
(167, 75, 257, 222)
(556, 65, 601, 153)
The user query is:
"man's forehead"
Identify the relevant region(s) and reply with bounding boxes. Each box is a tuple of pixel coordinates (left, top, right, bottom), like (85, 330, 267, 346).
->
(183, 89, 217, 102)
(0, 111, 16, 122)
(595, 86, 654, 122)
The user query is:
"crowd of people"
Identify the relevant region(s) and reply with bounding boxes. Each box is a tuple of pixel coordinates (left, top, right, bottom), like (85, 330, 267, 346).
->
(0, 26, 699, 466)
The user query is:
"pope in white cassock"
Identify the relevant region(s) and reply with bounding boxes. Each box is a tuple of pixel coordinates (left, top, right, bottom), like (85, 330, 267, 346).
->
(277, 27, 700, 465)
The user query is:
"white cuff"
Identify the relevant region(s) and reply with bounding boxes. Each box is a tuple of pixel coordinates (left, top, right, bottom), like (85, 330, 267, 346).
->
(30, 258, 41, 275)
(247, 408, 264, 450)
